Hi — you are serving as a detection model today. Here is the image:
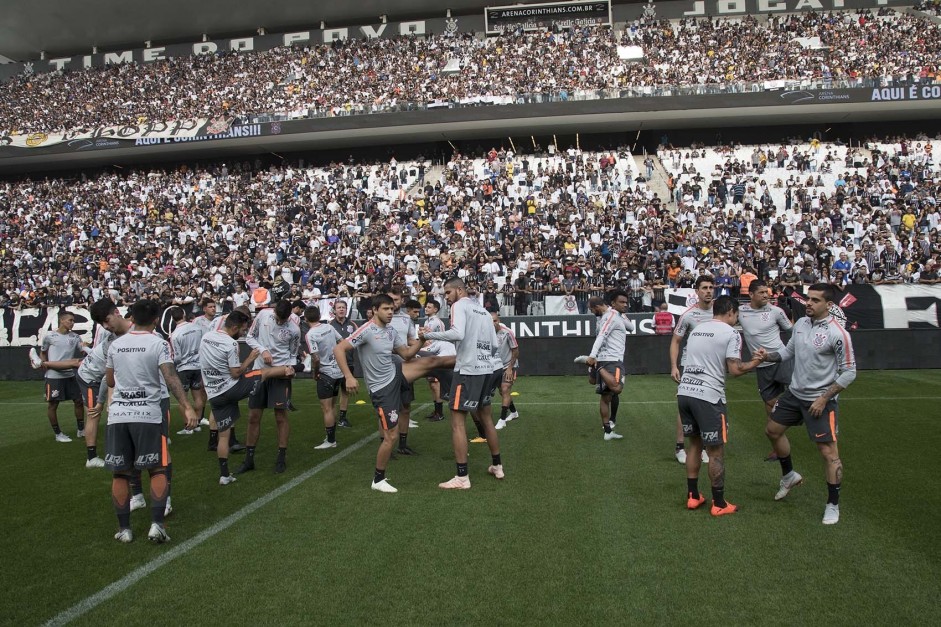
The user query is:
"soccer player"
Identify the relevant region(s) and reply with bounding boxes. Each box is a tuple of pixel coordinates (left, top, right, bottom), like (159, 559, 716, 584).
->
(329, 300, 356, 428)
(761, 283, 857, 525)
(737, 281, 793, 461)
(677, 296, 765, 516)
(200, 310, 293, 485)
(387, 288, 419, 455)
(334, 295, 455, 493)
(168, 307, 207, 437)
(670, 276, 715, 463)
(105, 299, 198, 543)
(238, 299, 301, 475)
(419, 278, 504, 489)
(575, 291, 633, 440)
(305, 307, 345, 450)
(421, 298, 450, 422)
(492, 309, 520, 430)
(39, 309, 86, 442)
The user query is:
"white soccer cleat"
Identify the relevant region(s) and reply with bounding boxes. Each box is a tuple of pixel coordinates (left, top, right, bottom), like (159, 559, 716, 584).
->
(675, 448, 687, 464)
(199, 417, 210, 427)
(408, 419, 419, 428)
(55, 432, 72, 443)
(371, 479, 398, 493)
(506, 411, 519, 421)
(822, 503, 840, 525)
(487, 464, 505, 480)
(775, 471, 804, 501)
(438, 475, 471, 490)
(701, 450, 709, 463)
(85, 457, 105, 469)
(495, 418, 507, 430)
(129, 494, 147, 511)
(604, 431, 624, 441)
(28, 348, 43, 369)
(176, 428, 196, 435)
(573, 355, 591, 364)
(219, 475, 237, 486)
(114, 528, 133, 543)
(314, 439, 337, 450)
(164, 496, 173, 517)
(147, 522, 171, 543)
(76, 429, 85, 438)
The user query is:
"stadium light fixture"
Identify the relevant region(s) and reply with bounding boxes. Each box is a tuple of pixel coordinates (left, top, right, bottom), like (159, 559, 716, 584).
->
(258, 27, 266, 35)
(380, 14, 387, 24)
(320, 21, 326, 29)
(145, 40, 151, 48)
(447, 9, 452, 17)
(202, 34, 209, 42)
(92, 46, 98, 54)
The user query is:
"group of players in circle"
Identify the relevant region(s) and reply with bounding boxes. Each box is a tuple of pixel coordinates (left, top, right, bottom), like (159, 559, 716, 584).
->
(575, 276, 856, 525)
(30, 278, 521, 543)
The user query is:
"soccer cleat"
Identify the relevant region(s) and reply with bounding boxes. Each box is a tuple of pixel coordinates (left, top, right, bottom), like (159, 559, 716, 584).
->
(371, 479, 398, 493)
(425, 412, 444, 422)
(147, 522, 171, 543)
(675, 448, 687, 464)
(235, 460, 255, 475)
(701, 450, 709, 463)
(495, 418, 507, 430)
(775, 471, 804, 501)
(28, 347, 43, 369)
(487, 464, 505, 480)
(85, 457, 105, 469)
(470, 436, 488, 444)
(573, 355, 591, 364)
(129, 494, 147, 511)
(207, 442, 218, 452)
(314, 439, 337, 450)
(396, 446, 418, 456)
(687, 492, 706, 510)
(822, 503, 840, 525)
(199, 417, 210, 427)
(219, 475, 237, 486)
(337, 417, 352, 428)
(506, 411, 519, 421)
(176, 428, 196, 435)
(711, 501, 739, 517)
(55, 432, 72, 443)
(229, 441, 246, 453)
(114, 528, 134, 543)
(438, 475, 471, 490)
(76, 429, 85, 438)
(164, 496, 173, 517)
(408, 419, 419, 428)
(603, 431, 623, 441)
(274, 459, 287, 474)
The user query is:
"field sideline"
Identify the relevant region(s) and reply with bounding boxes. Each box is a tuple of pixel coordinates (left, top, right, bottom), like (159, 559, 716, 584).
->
(1, 370, 938, 626)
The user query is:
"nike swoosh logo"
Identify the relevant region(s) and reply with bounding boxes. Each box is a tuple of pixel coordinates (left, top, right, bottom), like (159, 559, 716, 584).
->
(815, 433, 827, 438)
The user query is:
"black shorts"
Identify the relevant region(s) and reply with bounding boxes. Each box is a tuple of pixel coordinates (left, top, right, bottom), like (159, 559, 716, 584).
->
(449, 373, 490, 412)
(178, 369, 204, 392)
(756, 361, 793, 402)
(369, 362, 409, 431)
(45, 377, 80, 402)
(678, 396, 728, 447)
(595, 361, 625, 396)
(248, 376, 292, 411)
(771, 389, 839, 443)
(105, 421, 169, 471)
(316, 374, 344, 400)
(77, 375, 107, 409)
(209, 375, 259, 432)
(482, 368, 504, 407)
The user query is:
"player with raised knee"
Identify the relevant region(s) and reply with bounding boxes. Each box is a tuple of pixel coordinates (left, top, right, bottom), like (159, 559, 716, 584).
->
(491, 309, 520, 431)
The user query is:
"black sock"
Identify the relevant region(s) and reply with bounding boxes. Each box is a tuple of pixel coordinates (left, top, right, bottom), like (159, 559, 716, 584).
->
(52, 423, 62, 435)
(374, 468, 385, 483)
(610, 395, 620, 422)
(339, 410, 347, 419)
(399, 433, 408, 449)
(473, 419, 486, 439)
(779, 455, 794, 476)
(712, 486, 727, 508)
(230, 431, 240, 445)
(77, 419, 85, 431)
(166, 463, 173, 496)
(827, 482, 841, 505)
(130, 473, 143, 496)
(87, 446, 97, 461)
(675, 442, 685, 452)
(434, 402, 443, 414)
(115, 493, 131, 529)
(687, 478, 699, 498)
(603, 421, 612, 434)
(277, 447, 286, 461)
(246, 446, 256, 461)
(500, 406, 509, 420)
(326, 426, 336, 443)
(509, 401, 516, 412)
(491, 453, 501, 466)
(456, 462, 469, 477)
(209, 430, 219, 445)
(219, 458, 229, 477)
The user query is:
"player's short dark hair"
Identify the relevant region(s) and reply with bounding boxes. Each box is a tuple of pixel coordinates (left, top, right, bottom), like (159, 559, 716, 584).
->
(425, 298, 440, 311)
(486, 305, 500, 314)
(57, 308, 74, 320)
(713, 295, 739, 316)
(386, 286, 404, 297)
(292, 299, 306, 311)
(694, 275, 714, 288)
(304, 306, 321, 323)
(89, 298, 117, 324)
(224, 310, 250, 329)
(444, 277, 466, 290)
(168, 306, 185, 322)
(405, 299, 422, 311)
(200, 297, 216, 308)
(274, 299, 293, 321)
(606, 289, 628, 304)
(808, 282, 837, 302)
(587, 296, 605, 309)
(749, 280, 768, 294)
(371, 294, 394, 309)
(129, 299, 161, 327)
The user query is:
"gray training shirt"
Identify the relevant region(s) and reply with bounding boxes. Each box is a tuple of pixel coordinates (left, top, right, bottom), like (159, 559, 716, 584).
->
(171, 321, 205, 372)
(589, 308, 633, 362)
(347, 320, 406, 391)
(674, 304, 714, 365)
(305, 323, 344, 380)
(106, 331, 173, 425)
(423, 297, 497, 376)
(199, 330, 242, 400)
(41, 330, 84, 379)
(737, 304, 792, 369)
(677, 319, 743, 404)
(776, 315, 857, 401)
(77, 330, 115, 384)
(245, 308, 301, 369)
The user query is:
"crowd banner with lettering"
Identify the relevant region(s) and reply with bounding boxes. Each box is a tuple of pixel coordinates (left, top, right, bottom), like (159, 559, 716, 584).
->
(545, 295, 581, 316)
(485, 0, 611, 34)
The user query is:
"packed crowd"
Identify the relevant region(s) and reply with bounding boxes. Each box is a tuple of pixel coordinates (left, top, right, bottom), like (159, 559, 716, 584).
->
(2, 8, 941, 136)
(2, 133, 939, 316)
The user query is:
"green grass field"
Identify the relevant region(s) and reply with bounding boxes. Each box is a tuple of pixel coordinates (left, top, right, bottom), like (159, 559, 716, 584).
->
(1, 370, 939, 626)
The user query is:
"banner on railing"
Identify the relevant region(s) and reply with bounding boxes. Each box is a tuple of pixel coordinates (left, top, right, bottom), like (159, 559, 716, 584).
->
(485, 0, 611, 34)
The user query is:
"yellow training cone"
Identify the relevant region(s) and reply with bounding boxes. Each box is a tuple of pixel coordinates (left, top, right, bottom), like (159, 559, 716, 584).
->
(510, 391, 520, 396)
(355, 400, 366, 405)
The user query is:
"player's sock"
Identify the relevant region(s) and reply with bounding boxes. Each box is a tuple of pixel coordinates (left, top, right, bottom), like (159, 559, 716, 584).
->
(500, 406, 509, 420)
(491, 453, 501, 466)
(711, 486, 727, 508)
(827, 482, 841, 505)
(77, 418, 85, 431)
(87, 446, 97, 461)
(339, 410, 348, 420)
(472, 419, 487, 439)
(246, 446, 256, 461)
(687, 478, 699, 498)
(166, 462, 173, 497)
(610, 395, 620, 422)
(779, 455, 794, 476)
(603, 421, 612, 434)
(509, 401, 517, 413)
(208, 430, 219, 447)
(130, 472, 143, 497)
(150, 470, 169, 524)
(112, 477, 131, 528)
(229, 431, 241, 446)
(51, 423, 62, 435)
(219, 458, 230, 477)
(326, 426, 336, 444)
(276, 447, 286, 461)
(399, 433, 408, 449)
(675, 442, 685, 452)
(434, 402, 443, 414)
(374, 468, 385, 483)
(456, 462, 469, 477)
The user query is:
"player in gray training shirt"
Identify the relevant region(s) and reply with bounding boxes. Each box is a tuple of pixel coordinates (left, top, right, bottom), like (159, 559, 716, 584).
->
(169, 307, 209, 437)
(737, 280, 794, 461)
(421, 299, 454, 423)
(677, 296, 766, 517)
(39, 309, 86, 442)
(305, 307, 346, 451)
(105, 299, 198, 544)
(491, 309, 520, 430)
(762, 283, 857, 526)
(669, 275, 715, 464)
(386, 288, 420, 455)
(419, 278, 504, 490)
(328, 300, 356, 428)
(335, 294, 455, 494)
